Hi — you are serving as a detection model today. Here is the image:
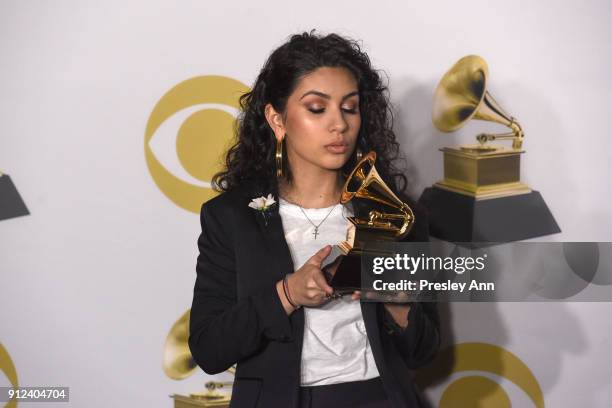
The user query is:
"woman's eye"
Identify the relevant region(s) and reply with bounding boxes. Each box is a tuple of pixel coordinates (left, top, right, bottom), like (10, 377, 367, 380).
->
(307, 107, 359, 114)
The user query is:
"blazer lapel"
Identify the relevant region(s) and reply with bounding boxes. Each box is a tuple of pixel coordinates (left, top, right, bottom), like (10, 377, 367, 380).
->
(245, 182, 295, 280)
(256, 210, 295, 277)
(243, 181, 306, 395)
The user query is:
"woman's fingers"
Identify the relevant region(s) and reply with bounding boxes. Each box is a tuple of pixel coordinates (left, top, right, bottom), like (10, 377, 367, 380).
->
(312, 270, 334, 296)
(351, 290, 361, 301)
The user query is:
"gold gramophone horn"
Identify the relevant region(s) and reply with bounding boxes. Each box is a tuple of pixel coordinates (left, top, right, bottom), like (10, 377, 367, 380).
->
(341, 151, 415, 239)
(165, 311, 236, 405)
(163, 310, 197, 380)
(432, 55, 524, 150)
(163, 310, 237, 380)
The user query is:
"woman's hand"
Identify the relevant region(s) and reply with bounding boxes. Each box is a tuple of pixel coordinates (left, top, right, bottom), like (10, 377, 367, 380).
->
(277, 245, 335, 313)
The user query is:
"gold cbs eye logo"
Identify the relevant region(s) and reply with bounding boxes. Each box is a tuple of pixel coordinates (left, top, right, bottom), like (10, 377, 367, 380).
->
(418, 342, 545, 408)
(145, 76, 250, 213)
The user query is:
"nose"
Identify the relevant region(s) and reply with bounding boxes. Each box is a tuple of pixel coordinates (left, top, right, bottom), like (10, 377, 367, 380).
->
(329, 106, 349, 134)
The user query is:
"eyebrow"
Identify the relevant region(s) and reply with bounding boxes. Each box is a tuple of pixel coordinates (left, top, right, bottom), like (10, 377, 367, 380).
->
(299, 90, 359, 101)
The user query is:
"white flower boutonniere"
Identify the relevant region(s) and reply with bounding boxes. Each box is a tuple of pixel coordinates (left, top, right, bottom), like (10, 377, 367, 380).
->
(248, 193, 277, 226)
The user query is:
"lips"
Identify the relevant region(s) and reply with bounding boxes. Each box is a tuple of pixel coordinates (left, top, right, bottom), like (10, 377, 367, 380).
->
(324, 142, 348, 154)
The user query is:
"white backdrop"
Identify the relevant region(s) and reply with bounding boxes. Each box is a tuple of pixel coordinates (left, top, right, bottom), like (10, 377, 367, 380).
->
(1, 0, 611, 406)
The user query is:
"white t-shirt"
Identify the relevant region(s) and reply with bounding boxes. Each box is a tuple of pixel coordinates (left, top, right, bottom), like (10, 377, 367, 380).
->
(278, 197, 380, 386)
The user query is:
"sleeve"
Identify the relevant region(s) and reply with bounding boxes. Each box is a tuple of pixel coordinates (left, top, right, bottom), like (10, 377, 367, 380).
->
(381, 202, 441, 369)
(382, 302, 441, 369)
(188, 201, 294, 375)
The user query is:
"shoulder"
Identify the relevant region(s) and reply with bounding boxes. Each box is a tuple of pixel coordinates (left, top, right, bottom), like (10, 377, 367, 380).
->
(200, 183, 255, 219)
(197, 184, 254, 247)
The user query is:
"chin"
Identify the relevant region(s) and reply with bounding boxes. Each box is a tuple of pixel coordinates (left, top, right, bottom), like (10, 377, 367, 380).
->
(319, 155, 350, 170)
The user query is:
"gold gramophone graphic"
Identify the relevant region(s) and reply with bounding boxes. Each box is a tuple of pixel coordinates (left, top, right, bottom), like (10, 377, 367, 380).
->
(324, 151, 416, 295)
(432, 54, 528, 199)
(418, 55, 560, 242)
(342, 151, 415, 241)
(164, 310, 233, 408)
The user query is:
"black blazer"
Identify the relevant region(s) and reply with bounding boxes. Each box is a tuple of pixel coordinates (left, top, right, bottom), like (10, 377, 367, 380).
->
(188, 181, 440, 408)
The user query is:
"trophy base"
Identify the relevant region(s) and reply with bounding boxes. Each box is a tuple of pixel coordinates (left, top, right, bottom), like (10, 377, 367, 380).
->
(418, 186, 561, 243)
(434, 180, 531, 200)
(0, 174, 29, 221)
(323, 249, 361, 294)
(438, 146, 528, 199)
(171, 393, 230, 408)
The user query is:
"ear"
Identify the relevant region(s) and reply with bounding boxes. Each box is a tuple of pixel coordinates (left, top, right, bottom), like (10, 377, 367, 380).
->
(264, 103, 285, 142)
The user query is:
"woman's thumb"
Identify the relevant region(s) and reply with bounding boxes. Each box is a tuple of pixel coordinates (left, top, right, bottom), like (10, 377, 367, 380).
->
(307, 245, 332, 267)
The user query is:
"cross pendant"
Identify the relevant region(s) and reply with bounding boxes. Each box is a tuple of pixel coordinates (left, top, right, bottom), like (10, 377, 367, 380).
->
(312, 227, 319, 239)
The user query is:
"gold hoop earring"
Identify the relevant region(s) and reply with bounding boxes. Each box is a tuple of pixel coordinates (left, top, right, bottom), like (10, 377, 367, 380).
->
(356, 148, 363, 162)
(276, 137, 284, 178)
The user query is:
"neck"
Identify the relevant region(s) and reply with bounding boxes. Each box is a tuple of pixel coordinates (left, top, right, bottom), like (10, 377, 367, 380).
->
(279, 167, 344, 209)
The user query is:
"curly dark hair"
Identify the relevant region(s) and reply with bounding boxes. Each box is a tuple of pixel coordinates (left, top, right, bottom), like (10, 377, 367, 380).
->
(212, 29, 410, 201)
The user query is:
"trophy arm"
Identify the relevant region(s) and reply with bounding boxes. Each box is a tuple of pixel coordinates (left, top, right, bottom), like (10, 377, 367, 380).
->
(396, 203, 416, 239)
(354, 204, 415, 239)
(475, 117, 524, 150)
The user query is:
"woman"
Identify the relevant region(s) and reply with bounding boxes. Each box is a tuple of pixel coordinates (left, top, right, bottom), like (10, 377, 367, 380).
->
(188, 30, 440, 408)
